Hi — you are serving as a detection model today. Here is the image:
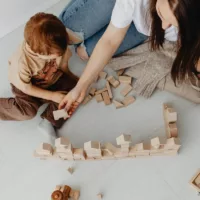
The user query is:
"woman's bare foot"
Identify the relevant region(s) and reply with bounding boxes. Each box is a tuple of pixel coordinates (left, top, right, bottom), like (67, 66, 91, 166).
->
(77, 45, 89, 61)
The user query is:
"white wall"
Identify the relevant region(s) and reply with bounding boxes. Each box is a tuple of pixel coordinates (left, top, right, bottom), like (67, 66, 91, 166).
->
(0, 0, 61, 38)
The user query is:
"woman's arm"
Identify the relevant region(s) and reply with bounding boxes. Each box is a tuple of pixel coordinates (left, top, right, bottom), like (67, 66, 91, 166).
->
(59, 23, 130, 110)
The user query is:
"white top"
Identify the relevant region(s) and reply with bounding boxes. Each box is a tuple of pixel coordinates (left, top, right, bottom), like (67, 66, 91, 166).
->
(111, 0, 178, 41)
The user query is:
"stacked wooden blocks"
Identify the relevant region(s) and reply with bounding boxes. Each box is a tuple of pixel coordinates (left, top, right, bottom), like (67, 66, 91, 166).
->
(35, 104, 181, 161)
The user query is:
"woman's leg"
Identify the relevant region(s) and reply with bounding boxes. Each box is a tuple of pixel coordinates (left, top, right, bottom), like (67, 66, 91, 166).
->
(59, 0, 116, 41)
(83, 23, 148, 57)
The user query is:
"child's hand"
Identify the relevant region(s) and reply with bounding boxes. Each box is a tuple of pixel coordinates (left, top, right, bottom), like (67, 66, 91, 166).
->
(59, 86, 86, 112)
(51, 92, 66, 104)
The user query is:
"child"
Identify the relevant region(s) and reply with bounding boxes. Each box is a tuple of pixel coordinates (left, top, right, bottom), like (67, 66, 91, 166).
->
(0, 13, 79, 142)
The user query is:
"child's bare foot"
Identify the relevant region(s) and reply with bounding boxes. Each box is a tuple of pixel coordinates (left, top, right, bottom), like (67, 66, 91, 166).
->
(77, 45, 89, 61)
(66, 28, 84, 45)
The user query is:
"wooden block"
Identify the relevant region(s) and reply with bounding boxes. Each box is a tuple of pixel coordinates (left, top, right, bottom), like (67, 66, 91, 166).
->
(168, 123, 178, 138)
(189, 170, 200, 193)
(55, 137, 70, 147)
(68, 167, 74, 174)
(103, 143, 118, 155)
(119, 76, 132, 84)
(53, 109, 69, 120)
(70, 190, 80, 200)
(73, 148, 86, 160)
(151, 137, 161, 149)
(163, 104, 178, 138)
(99, 71, 107, 79)
(116, 134, 132, 145)
(89, 88, 97, 96)
(95, 94, 103, 103)
(165, 138, 181, 151)
(106, 81, 113, 99)
(113, 100, 124, 109)
(120, 85, 133, 96)
(117, 69, 125, 76)
(102, 150, 115, 160)
(82, 95, 92, 105)
(97, 193, 103, 199)
(35, 143, 54, 156)
(107, 76, 120, 88)
(95, 88, 108, 95)
(129, 143, 150, 157)
(55, 185, 61, 191)
(102, 91, 111, 105)
(122, 96, 135, 106)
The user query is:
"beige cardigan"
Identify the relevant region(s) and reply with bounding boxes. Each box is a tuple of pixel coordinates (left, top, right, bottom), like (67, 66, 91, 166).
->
(107, 41, 200, 103)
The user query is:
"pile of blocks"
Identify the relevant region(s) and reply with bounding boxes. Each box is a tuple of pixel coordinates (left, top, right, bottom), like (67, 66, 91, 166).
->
(35, 103, 181, 161)
(82, 70, 135, 108)
(51, 185, 80, 200)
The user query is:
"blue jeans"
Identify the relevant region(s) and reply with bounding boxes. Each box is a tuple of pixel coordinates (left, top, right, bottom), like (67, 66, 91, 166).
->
(59, 0, 148, 56)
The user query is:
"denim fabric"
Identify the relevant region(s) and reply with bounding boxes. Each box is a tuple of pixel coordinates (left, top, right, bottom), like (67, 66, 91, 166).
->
(59, 0, 148, 56)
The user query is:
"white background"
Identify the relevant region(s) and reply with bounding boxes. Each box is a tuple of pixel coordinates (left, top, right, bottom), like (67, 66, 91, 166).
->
(0, 0, 60, 38)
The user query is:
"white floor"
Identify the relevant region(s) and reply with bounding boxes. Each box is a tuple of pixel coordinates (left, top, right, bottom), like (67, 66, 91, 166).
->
(0, 1, 200, 200)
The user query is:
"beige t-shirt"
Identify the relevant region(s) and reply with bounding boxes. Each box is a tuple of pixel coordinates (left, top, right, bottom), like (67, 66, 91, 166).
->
(8, 42, 68, 90)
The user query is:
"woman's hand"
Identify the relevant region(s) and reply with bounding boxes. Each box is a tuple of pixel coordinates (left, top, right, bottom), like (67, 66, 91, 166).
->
(59, 86, 87, 114)
(51, 91, 66, 104)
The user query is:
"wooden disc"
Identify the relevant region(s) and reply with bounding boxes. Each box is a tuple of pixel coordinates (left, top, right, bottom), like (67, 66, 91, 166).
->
(51, 190, 63, 200)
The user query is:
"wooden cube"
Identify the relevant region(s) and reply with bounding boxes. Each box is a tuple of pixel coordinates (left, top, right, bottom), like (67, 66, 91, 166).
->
(120, 85, 133, 96)
(102, 91, 111, 105)
(95, 94, 103, 103)
(119, 76, 132, 84)
(122, 96, 135, 106)
(113, 100, 124, 109)
(53, 109, 69, 120)
(117, 69, 125, 76)
(106, 81, 113, 98)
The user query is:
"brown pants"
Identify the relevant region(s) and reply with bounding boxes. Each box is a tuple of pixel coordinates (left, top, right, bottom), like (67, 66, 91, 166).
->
(0, 73, 78, 128)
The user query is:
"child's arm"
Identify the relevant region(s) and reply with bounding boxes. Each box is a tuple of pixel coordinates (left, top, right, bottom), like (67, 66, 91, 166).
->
(22, 84, 65, 103)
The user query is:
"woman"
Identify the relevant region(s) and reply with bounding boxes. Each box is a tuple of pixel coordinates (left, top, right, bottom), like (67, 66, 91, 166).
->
(59, 0, 200, 111)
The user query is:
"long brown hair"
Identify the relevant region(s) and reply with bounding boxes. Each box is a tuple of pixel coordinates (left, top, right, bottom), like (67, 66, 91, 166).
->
(24, 13, 68, 55)
(149, 0, 200, 84)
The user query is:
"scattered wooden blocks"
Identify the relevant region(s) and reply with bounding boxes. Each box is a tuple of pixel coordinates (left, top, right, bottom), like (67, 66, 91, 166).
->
(106, 81, 113, 99)
(53, 109, 69, 120)
(119, 76, 132, 84)
(95, 94, 103, 103)
(120, 84, 133, 96)
(113, 100, 124, 109)
(107, 76, 120, 88)
(189, 170, 200, 194)
(67, 167, 74, 174)
(99, 71, 107, 79)
(89, 88, 97, 96)
(117, 69, 125, 76)
(84, 141, 102, 159)
(102, 91, 111, 105)
(82, 95, 92, 105)
(122, 96, 135, 106)
(97, 193, 103, 199)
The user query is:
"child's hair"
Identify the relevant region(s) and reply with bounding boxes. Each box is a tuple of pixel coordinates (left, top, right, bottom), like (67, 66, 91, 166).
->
(149, 0, 200, 84)
(24, 12, 68, 55)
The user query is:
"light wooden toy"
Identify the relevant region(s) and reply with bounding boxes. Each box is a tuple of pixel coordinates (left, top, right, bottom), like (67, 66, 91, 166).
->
(119, 76, 132, 84)
(107, 76, 120, 88)
(189, 170, 200, 195)
(53, 109, 69, 120)
(51, 185, 80, 200)
(35, 103, 181, 161)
